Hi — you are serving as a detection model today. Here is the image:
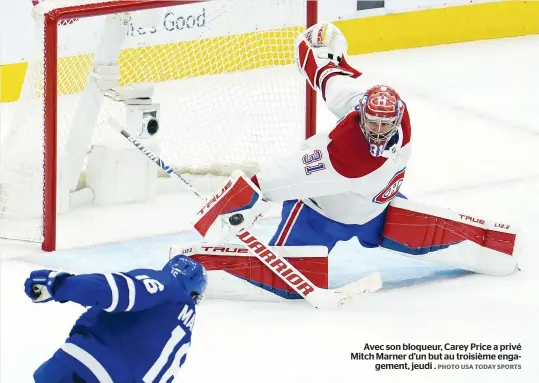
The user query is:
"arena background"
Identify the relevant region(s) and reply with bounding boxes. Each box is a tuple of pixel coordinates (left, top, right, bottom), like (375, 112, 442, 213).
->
(1, 0, 537, 103)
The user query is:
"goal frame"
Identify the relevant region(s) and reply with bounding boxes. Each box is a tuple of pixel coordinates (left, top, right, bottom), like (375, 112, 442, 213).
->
(38, 0, 317, 251)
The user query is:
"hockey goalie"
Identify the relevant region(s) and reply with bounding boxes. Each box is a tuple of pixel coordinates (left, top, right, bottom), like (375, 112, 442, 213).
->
(189, 22, 518, 301)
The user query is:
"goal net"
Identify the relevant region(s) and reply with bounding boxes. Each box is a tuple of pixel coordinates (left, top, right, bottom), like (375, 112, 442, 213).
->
(0, 0, 317, 250)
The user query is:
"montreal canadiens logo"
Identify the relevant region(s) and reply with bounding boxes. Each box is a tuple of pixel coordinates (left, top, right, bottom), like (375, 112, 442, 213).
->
(373, 168, 405, 204)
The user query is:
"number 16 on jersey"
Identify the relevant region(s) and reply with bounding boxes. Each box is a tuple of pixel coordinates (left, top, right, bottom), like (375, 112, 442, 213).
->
(302, 150, 326, 175)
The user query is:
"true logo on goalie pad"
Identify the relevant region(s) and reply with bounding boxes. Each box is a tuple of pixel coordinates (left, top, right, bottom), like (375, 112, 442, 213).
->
(373, 168, 405, 204)
(199, 246, 249, 254)
(383, 206, 516, 256)
(173, 246, 249, 258)
(458, 214, 485, 225)
(457, 214, 511, 231)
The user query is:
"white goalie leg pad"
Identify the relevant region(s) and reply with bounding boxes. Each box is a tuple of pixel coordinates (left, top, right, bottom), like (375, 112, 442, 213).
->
(381, 198, 519, 275)
(170, 243, 329, 259)
(194, 170, 271, 243)
(170, 243, 329, 302)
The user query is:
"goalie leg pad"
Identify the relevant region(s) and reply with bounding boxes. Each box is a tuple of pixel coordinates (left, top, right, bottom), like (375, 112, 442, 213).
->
(171, 243, 328, 300)
(381, 199, 518, 275)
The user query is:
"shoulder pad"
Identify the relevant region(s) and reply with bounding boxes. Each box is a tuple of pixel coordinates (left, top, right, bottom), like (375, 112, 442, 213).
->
(300, 133, 331, 150)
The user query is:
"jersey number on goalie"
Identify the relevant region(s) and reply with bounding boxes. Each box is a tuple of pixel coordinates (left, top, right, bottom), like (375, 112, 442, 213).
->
(302, 150, 326, 175)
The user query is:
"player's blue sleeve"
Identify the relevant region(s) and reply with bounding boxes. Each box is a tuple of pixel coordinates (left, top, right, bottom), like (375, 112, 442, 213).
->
(52, 269, 182, 312)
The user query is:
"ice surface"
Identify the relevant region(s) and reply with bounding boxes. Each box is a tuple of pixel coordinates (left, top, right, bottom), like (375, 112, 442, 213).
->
(1, 35, 539, 382)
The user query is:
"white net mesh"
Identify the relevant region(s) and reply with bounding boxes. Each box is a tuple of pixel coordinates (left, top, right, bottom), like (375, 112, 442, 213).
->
(0, 0, 311, 244)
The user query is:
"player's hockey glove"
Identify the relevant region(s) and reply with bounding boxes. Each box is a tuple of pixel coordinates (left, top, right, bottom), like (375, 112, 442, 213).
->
(24, 270, 71, 303)
(295, 22, 361, 99)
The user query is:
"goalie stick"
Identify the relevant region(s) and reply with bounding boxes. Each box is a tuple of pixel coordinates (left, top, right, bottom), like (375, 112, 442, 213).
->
(107, 117, 383, 308)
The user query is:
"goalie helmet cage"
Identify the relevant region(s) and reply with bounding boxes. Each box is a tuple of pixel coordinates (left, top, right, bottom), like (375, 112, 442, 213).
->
(0, 0, 318, 251)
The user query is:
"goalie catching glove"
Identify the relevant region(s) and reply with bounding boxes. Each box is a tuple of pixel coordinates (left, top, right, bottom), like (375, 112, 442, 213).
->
(193, 170, 271, 242)
(295, 22, 361, 99)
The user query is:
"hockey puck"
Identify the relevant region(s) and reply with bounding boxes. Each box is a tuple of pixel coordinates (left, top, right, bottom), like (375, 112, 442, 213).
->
(229, 214, 244, 226)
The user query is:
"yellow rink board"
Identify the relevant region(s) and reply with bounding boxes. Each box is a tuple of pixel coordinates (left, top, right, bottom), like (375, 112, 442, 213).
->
(1, 1, 537, 103)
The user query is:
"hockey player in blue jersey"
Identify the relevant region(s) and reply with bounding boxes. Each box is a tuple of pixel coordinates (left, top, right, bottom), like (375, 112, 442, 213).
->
(24, 254, 208, 383)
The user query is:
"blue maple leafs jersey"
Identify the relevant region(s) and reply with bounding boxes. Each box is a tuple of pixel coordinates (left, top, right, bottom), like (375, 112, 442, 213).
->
(52, 268, 197, 383)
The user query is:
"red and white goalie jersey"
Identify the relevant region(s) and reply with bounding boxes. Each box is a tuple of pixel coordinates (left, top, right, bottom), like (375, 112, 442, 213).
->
(255, 74, 412, 225)
(190, 22, 516, 297)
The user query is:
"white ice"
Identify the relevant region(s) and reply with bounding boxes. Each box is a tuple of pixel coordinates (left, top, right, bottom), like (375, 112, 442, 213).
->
(1, 35, 539, 382)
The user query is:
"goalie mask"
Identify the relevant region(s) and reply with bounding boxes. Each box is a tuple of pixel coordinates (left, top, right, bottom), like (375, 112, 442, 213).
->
(358, 85, 405, 157)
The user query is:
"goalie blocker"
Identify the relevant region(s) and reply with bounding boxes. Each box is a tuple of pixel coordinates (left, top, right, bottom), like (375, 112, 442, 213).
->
(194, 170, 270, 243)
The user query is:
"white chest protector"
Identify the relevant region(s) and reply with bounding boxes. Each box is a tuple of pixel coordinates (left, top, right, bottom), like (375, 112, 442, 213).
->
(256, 74, 412, 225)
(303, 129, 410, 225)
(257, 124, 411, 225)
